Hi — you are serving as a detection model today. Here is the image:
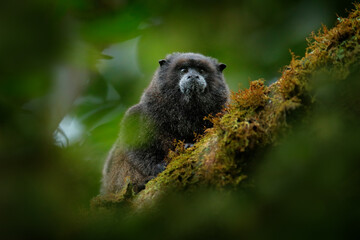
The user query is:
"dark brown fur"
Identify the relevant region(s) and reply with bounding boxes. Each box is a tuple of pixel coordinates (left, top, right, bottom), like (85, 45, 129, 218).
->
(101, 52, 229, 194)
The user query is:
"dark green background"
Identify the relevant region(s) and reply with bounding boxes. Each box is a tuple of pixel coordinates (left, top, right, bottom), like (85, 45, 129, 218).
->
(0, 0, 358, 238)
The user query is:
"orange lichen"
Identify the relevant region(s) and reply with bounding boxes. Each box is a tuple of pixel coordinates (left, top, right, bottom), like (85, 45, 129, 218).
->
(230, 79, 269, 110)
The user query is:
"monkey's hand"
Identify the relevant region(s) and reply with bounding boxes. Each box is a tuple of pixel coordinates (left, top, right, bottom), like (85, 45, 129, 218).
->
(136, 162, 166, 192)
(184, 143, 194, 149)
(154, 161, 167, 174)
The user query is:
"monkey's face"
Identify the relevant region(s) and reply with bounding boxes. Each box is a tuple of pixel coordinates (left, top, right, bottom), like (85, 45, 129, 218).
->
(157, 53, 227, 103)
(178, 67, 207, 95)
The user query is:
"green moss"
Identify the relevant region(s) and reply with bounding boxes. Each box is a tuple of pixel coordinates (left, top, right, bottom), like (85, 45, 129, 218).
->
(93, 3, 360, 210)
(91, 177, 135, 210)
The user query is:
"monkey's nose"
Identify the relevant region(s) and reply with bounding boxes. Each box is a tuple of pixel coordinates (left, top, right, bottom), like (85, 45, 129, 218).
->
(187, 75, 199, 80)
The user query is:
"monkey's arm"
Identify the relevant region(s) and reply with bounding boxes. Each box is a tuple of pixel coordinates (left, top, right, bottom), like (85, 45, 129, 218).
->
(119, 105, 167, 177)
(101, 105, 167, 194)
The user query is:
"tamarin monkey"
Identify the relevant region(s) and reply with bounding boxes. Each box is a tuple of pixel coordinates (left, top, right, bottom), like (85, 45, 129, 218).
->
(101, 52, 229, 194)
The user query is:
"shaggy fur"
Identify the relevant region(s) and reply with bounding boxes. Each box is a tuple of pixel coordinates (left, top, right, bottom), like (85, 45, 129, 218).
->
(101, 52, 229, 194)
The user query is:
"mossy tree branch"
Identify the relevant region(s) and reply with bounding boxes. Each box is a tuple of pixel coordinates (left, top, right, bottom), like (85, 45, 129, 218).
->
(92, 3, 360, 210)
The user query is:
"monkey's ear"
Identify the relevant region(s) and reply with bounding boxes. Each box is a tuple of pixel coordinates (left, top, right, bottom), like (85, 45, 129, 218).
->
(218, 63, 226, 72)
(159, 59, 167, 66)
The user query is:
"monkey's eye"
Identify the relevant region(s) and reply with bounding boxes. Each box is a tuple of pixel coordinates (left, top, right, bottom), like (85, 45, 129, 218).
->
(180, 68, 188, 74)
(199, 68, 205, 74)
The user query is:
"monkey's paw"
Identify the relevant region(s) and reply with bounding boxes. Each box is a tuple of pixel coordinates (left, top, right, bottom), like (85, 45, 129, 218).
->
(184, 143, 194, 149)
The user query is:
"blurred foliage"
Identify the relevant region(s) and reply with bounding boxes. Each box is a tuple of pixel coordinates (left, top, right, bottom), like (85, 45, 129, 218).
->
(0, 0, 358, 239)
